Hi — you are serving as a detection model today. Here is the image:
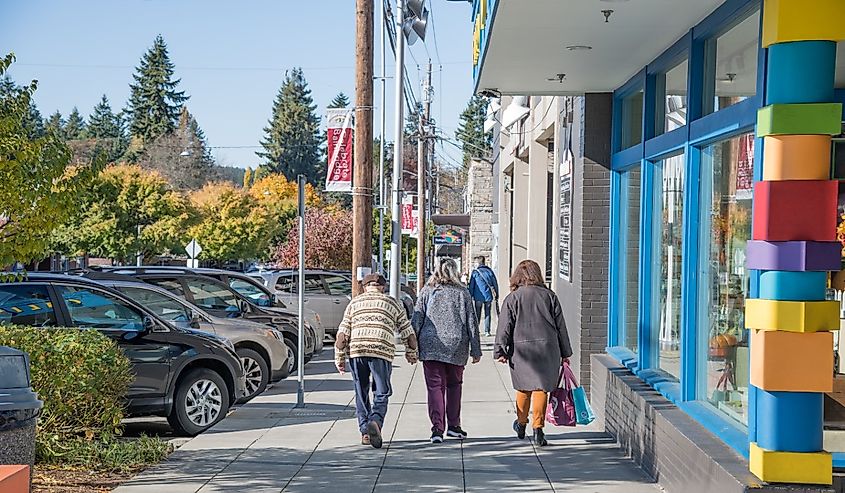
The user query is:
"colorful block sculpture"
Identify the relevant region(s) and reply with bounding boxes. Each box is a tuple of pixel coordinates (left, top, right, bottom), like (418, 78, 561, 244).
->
(766, 41, 836, 105)
(745, 299, 838, 333)
(751, 180, 837, 241)
(758, 271, 828, 301)
(762, 0, 845, 47)
(750, 330, 833, 393)
(755, 390, 823, 453)
(745, 240, 842, 271)
(756, 103, 842, 137)
(749, 443, 832, 485)
(762, 135, 832, 181)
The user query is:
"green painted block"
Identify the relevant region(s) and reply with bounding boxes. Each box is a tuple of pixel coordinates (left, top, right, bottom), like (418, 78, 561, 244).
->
(757, 103, 843, 137)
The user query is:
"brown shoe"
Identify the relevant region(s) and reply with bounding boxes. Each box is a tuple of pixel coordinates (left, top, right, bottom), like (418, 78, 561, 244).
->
(367, 420, 383, 449)
(361, 434, 371, 446)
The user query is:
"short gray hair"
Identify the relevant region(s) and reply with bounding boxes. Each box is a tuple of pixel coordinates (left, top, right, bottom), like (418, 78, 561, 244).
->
(428, 258, 462, 287)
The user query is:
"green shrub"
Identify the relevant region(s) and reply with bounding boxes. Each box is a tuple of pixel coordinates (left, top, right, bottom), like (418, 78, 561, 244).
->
(37, 435, 172, 473)
(0, 326, 132, 439)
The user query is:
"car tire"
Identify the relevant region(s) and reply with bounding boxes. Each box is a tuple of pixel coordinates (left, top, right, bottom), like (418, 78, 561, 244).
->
(284, 338, 298, 375)
(168, 368, 230, 436)
(237, 348, 269, 403)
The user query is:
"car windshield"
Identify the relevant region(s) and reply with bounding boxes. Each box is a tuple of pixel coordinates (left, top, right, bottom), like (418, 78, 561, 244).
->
(117, 286, 191, 322)
(230, 278, 273, 307)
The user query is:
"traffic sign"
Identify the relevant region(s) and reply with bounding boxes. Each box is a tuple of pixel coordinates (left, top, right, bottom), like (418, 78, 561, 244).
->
(185, 239, 202, 259)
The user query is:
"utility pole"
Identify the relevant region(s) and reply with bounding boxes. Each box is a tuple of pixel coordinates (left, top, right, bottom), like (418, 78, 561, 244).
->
(389, 0, 406, 300)
(377, 0, 387, 275)
(417, 61, 432, 292)
(353, 0, 374, 297)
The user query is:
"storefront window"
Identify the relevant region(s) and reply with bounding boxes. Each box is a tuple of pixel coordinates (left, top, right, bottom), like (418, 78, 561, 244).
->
(651, 154, 685, 378)
(621, 167, 642, 352)
(698, 134, 754, 426)
(656, 59, 688, 135)
(702, 8, 760, 116)
(621, 90, 644, 149)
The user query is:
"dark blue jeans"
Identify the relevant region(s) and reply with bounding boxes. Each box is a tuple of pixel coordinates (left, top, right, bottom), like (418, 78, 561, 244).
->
(474, 300, 492, 335)
(349, 357, 393, 434)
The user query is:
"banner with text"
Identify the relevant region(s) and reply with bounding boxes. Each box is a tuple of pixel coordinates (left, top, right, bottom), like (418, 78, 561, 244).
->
(401, 196, 418, 235)
(325, 109, 354, 192)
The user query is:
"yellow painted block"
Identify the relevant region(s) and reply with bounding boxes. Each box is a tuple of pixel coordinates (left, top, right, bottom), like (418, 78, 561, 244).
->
(751, 330, 833, 392)
(745, 299, 840, 333)
(763, 0, 845, 47)
(750, 442, 831, 485)
(762, 135, 832, 181)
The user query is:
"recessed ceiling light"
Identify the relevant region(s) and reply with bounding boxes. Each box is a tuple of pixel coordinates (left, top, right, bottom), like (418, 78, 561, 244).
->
(566, 45, 593, 51)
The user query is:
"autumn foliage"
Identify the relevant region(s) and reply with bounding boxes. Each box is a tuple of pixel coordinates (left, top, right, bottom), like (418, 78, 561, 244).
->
(273, 208, 353, 270)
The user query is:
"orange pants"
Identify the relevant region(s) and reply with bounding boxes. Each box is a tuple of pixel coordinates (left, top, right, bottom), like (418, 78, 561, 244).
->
(515, 390, 548, 429)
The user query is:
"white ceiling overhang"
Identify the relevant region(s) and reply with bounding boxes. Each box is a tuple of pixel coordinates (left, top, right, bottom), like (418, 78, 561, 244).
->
(476, 0, 724, 95)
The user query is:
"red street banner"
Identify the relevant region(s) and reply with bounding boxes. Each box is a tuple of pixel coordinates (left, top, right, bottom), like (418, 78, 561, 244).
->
(401, 196, 418, 235)
(326, 109, 353, 192)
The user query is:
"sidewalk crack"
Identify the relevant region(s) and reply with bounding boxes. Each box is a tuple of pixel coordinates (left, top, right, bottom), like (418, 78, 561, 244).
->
(371, 362, 418, 493)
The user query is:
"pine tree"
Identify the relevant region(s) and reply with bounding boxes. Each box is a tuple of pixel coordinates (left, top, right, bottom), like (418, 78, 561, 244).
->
(87, 95, 122, 138)
(3, 76, 45, 138)
(46, 110, 65, 138)
(64, 107, 86, 140)
(328, 92, 350, 109)
(127, 35, 188, 141)
(455, 95, 492, 167)
(257, 68, 323, 185)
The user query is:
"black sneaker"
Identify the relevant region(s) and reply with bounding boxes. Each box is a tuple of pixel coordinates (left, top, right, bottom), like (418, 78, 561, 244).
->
(430, 428, 444, 443)
(367, 420, 383, 449)
(533, 428, 548, 447)
(447, 426, 468, 439)
(512, 420, 526, 440)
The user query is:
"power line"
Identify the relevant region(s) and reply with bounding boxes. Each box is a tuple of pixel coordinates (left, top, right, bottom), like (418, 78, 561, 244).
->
(426, 0, 443, 67)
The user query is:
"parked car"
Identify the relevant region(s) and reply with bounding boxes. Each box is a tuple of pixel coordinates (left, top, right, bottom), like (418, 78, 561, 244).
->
(187, 268, 326, 353)
(249, 269, 352, 337)
(0, 273, 246, 436)
(86, 274, 290, 400)
(95, 267, 317, 373)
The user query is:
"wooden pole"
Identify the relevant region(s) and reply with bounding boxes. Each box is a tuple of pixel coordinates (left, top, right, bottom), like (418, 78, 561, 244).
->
(417, 62, 432, 292)
(352, 0, 374, 297)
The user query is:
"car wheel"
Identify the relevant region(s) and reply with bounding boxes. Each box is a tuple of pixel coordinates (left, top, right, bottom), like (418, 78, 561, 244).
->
(237, 348, 269, 402)
(168, 368, 230, 436)
(284, 338, 298, 375)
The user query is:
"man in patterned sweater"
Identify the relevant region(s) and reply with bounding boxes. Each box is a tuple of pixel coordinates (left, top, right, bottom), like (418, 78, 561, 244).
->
(335, 273, 418, 448)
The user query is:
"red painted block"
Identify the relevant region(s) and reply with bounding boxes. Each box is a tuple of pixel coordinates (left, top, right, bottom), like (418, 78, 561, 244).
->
(752, 180, 837, 241)
(0, 465, 29, 493)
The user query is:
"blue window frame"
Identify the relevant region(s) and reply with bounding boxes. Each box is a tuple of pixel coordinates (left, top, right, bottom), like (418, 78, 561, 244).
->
(609, 0, 765, 459)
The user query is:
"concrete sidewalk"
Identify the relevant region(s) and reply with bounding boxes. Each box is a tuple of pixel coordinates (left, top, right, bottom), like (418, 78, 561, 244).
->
(115, 342, 661, 493)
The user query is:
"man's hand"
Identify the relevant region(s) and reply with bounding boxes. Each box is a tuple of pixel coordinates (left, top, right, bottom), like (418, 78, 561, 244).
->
(496, 356, 508, 364)
(335, 360, 346, 374)
(562, 357, 570, 365)
(472, 356, 481, 364)
(405, 352, 418, 364)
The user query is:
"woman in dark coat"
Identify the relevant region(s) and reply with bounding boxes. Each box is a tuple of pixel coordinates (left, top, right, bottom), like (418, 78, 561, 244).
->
(494, 259, 573, 446)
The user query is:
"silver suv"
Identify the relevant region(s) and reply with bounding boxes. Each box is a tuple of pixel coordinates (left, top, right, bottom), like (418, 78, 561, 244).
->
(95, 279, 290, 401)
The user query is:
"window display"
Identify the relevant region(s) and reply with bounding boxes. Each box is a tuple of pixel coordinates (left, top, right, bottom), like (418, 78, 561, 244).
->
(698, 133, 754, 426)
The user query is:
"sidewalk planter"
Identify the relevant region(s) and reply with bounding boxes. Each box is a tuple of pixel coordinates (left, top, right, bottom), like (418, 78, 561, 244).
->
(0, 346, 43, 480)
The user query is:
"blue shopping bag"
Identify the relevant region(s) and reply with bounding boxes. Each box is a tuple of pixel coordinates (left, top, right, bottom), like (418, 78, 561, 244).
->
(564, 362, 595, 425)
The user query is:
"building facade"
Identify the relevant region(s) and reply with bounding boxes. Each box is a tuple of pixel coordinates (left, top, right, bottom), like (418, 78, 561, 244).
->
(470, 0, 845, 489)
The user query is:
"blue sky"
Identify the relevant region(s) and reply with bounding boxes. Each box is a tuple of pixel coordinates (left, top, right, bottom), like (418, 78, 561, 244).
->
(0, 0, 474, 169)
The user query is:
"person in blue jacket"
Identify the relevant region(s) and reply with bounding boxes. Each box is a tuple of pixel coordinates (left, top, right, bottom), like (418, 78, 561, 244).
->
(468, 256, 499, 337)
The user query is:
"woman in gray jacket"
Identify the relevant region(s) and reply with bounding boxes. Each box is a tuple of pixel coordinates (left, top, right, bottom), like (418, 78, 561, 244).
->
(494, 259, 572, 447)
(412, 258, 482, 444)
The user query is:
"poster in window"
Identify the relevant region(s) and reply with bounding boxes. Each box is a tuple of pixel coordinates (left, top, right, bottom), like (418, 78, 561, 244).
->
(735, 134, 754, 201)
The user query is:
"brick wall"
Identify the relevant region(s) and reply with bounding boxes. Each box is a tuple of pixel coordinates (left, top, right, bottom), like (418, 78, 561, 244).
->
(591, 353, 832, 493)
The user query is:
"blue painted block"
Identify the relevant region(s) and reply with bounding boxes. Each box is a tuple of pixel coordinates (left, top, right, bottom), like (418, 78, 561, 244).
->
(759, 271, 828, 301)
(757, 389, 823, 453)
(767, 41, 837, 105)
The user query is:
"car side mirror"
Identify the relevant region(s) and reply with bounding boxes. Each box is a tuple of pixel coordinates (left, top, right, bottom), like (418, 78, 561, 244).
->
(143, 315, 156, 332)
(190, 311, 201, 329)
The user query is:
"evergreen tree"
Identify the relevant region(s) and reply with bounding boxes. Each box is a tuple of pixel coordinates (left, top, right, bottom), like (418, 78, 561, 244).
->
(64, 107, 86, 140)
(3, 76, 45, 138)
(46, 110, 65, 138)
(87, 95, 122, 138)
(257, 68, 322, 185)
(127, 35, 188, 141)
(455, 95, 492, 167)
(328, 92, 350, 109)
(139, 106, 214, 189)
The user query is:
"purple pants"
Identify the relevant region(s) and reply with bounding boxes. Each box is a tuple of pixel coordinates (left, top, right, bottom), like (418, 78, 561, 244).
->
(423, 360, 465, 432)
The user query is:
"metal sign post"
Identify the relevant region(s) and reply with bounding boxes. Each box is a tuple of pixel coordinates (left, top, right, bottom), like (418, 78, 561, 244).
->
(295, 175, 306, 408)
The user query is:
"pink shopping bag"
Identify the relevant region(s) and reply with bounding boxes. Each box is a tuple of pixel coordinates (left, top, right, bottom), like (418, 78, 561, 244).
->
(546, 364, 576, 427)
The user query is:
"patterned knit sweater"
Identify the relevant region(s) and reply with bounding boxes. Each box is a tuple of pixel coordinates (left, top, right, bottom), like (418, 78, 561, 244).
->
(336, 291, 414, 364)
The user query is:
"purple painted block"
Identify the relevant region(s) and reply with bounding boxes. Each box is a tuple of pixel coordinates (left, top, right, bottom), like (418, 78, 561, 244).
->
(746, 240, 842, 271)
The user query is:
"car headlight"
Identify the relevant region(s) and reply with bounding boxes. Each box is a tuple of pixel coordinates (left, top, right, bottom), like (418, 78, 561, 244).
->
(266, 329, 284, 342)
